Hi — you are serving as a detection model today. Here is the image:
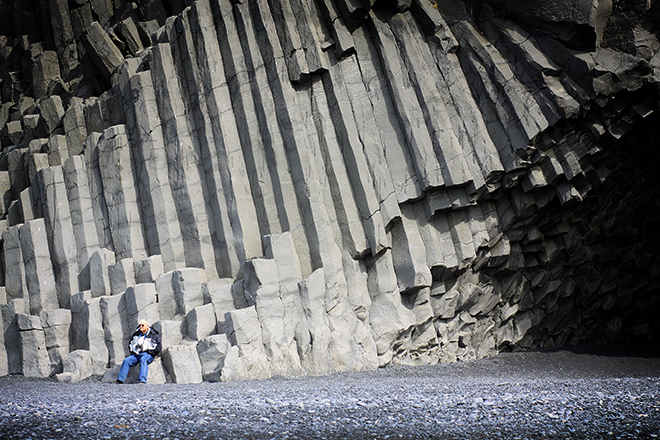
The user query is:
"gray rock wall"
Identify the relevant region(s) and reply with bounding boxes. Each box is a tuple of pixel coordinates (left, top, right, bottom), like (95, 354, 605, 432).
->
(0, 0, 658, 382)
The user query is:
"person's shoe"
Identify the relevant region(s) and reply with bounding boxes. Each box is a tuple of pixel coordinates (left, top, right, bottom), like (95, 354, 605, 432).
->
(115, 379, 124, 384)
(139, 381, 147, 384)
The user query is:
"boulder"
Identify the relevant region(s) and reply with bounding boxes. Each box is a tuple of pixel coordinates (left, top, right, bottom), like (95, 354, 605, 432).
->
(196, 334, 231, 382)
(56, 349, 93, 383)
(162, 344, 203, 384)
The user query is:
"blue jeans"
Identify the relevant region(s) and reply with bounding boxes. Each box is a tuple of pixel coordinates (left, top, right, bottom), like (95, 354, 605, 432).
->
(117, 353, 153, 383)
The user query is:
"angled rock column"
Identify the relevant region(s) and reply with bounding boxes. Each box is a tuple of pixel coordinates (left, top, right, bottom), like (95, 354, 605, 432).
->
(19, 219, 59, 315)
(37, 166, 79, 308)
(96, 125, 147, 261)
(367, 11, 445, 191)
(123, 71, 185, 272)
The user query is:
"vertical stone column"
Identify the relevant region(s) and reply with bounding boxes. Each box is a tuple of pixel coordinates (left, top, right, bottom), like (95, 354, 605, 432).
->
(37, 166, 79, 308)
(148, 43, 219, 278)
(123, 71, 185, 272)
(97, 125, 147, 262)
(19, 219, 59, 315)
(63, 101, 87, 156)
(167, 9, 246, 278)
(89, 249, 115, 297)
(366, 250, 416, 365)
(71, 291, 108, 374)
(100, 293, 128, 365)
(40, 309, 72, 374)
(124, 283, 159, 330)
(244, 258, 302, 376)
(1, 299, 25, 374)
(17, 314, 50, 378)
(188, 1, 263, 263)
(83, 132, 113, 250)
(263, 232, 305, 358)
(63, 155, 101, 290)
(297, 268, 333, 375)
(2, 226, 27, 304)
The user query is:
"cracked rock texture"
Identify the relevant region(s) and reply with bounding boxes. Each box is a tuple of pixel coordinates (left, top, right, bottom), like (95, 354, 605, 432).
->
(0, 0, 659, 382)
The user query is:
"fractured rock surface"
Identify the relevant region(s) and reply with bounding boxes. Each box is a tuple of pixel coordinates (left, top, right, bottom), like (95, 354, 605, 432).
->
(0, 0, 659, 382)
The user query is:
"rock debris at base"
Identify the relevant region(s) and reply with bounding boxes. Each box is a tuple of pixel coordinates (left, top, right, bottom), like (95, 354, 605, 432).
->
(1, 350, 659, 440)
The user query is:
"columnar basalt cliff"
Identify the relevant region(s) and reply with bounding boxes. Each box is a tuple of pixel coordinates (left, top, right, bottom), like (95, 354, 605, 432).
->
(0, 0, 658, 383)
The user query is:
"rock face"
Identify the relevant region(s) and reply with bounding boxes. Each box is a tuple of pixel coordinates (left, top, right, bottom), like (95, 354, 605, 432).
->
(0, 0, 659, 382)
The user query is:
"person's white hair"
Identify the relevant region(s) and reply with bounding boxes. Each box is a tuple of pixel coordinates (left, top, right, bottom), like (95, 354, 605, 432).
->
(138, 319, 149, 326)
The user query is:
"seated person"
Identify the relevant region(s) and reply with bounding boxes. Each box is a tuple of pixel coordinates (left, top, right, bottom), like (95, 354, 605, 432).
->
(116, 319, 161, 384)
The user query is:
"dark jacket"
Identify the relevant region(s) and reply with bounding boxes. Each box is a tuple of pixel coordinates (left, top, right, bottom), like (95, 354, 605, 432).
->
(128, 327, 161, 357)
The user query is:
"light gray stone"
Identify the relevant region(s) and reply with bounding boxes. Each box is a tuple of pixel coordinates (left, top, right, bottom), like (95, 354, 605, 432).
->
(147, 42, 219, 278)
(297, 268, 333, 375)
(134, 255, 164, 284)
(155, 268, 207, 319)
(122, 71, 185, 272)
(162, 344, 202, 384)
(366, 251, 415, 365)
(83, 21, 124, 81)
(186, 304, 216, 341)
(37, 166, 79, 308)
(244, 258, 301, 375)
(19, 219, 58, 317)
(97, 125, 147, 262)
(63, 155, 100, 288)
(108, 258, 136, 295)
(152, 320, 184, 351)
(196, 334, 231, 382)
(56, 349, 93, 383)
(124, 283, 159, 330)
(18, 315, 50, 378)
(89, 248, 115, 297)
(100, 293, 128, 365)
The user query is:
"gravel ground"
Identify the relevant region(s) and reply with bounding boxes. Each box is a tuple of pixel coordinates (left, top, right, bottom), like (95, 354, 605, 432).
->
(1, 347, 659, 439)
